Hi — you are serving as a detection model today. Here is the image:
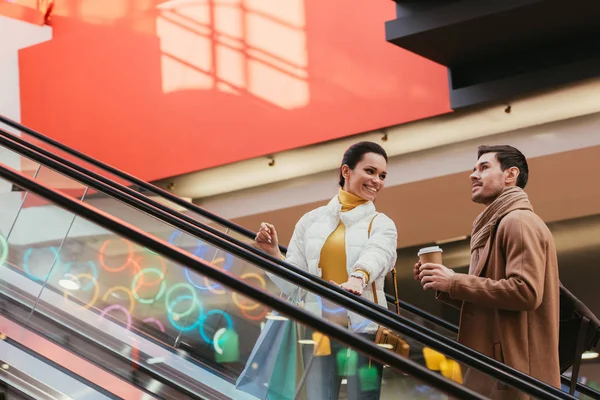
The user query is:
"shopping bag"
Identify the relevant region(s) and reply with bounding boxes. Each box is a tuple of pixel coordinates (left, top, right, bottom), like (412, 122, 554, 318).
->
(235, 314, 290, 399)
(236, 287, 307, 400)
(266, 321, 306, 400)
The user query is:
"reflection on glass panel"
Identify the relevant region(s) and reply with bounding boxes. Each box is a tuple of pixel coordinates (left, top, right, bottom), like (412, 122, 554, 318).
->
(0, 189, 545, 399)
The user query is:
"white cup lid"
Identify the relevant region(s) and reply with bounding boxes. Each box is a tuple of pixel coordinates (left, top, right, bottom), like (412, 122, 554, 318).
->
(418, 246, 443, 257)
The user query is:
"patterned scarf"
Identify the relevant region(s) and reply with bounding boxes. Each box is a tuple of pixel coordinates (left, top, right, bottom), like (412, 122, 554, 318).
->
(470, 186, 531, 251)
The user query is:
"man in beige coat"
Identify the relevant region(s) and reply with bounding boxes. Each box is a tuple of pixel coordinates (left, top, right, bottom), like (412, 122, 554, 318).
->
(415, 145, 560, 399)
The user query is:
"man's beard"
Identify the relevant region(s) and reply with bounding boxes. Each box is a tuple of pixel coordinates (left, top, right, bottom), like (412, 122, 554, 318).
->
(472, 187, 501, 206)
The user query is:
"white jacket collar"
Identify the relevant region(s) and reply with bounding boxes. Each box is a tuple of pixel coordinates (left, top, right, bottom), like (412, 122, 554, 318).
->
(325, 195, 376, 227)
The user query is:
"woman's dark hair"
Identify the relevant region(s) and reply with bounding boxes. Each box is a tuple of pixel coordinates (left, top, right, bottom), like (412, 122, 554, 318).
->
(339, 141, 388, 187)
(477, 145, 529, 188)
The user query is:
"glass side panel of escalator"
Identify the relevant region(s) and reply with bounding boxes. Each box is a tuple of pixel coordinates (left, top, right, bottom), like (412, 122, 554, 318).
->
(0, 180, 547, 400)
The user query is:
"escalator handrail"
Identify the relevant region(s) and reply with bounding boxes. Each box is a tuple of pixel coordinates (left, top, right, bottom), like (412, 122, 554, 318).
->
(0, 115, 276, 250)
(0, 131, 575, 400)
(386, 305, 600, 399)
(5, 121, 592, 400)
(560, 376, 600, 399)
(0, 163, 489, 400)
(0, 116, 460, 345)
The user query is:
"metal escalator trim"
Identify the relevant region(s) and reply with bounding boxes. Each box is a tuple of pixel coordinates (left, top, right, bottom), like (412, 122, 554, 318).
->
(2, 259, 235, 384)
(0, 268, 241, 400)
(0, 336, 119, 399)
(0, 311, 161, 400)
(0, 360, 73, 400)
(0, 291, 228, 400)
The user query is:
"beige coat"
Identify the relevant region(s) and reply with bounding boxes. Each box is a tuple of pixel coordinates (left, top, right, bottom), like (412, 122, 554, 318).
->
(438, 202, 560, 399)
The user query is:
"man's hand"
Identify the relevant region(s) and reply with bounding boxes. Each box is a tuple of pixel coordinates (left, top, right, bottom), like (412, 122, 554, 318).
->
(413, 261, 422, 281)
(419, 263, 455, 292)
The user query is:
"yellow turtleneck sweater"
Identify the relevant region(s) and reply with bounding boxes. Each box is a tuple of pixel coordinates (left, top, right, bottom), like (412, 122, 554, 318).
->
(320, 189, 369, 325)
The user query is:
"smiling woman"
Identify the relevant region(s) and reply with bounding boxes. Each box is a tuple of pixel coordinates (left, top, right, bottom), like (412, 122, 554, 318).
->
(339, 142, 388, 202)
(251, 141, 398, 400)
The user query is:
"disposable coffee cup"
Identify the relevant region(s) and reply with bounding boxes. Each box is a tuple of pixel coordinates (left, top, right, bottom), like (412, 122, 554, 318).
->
(418, 246, 443, 265)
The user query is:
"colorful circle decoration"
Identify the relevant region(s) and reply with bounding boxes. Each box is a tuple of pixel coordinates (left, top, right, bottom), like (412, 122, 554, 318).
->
(99, 239, 135, 272)
(135, 249, 166, 285)
(240, 305, 269, 321)
(131, 268, 167, 305)
(199, 310, 233, 344)
(169, 231, 205, 257)
(143, 318, 166, 333)
(165, 282, 198, 319)
(102, 286, 135, 315)
(21, 227, 273, 347)
(167, 295, 204, 332)
(23, 246, 60, 282)
(63, 273, 99, 309)
(184, 246, 232, 292)
(316, 296, 346, 314)
(232, 273, 266, 312)
(63, 261, 98, 291)
(99, 304, 133, 330)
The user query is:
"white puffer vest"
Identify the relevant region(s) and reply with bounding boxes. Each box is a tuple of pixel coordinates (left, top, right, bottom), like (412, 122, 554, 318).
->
(267, 195, 398, 333)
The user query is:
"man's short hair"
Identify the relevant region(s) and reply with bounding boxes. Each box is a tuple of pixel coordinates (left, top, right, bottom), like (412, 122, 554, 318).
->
(477, 145, 529, 189)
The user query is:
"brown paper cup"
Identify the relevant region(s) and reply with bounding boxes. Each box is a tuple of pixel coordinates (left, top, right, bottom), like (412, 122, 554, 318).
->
(418, 246, 443, 265)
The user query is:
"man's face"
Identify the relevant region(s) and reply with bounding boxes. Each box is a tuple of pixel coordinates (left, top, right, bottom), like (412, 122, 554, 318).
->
(470, 152, 511, 205)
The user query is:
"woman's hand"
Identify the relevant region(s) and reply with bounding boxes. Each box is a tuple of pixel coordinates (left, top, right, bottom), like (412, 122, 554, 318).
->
(255, 222, 282, 258)
(332, 277, 364, 296)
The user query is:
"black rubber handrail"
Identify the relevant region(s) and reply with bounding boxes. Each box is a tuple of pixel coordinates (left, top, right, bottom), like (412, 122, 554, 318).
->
(0, 122, 592, 399)
(387, 306, 600, 399)
(5, 119, 594, 399)
(0, 117, 466, 339)
(561, 376, 600, 399)
(0, 130, 575, 399)
(0, 126, 586, 399)
(2, 118, 594, 398)
(0, 115, 269, 248)
(0, 163, 487, 400)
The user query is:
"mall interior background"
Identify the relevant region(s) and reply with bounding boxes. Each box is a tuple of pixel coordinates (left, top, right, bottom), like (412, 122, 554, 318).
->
(1, 0, 600, 396)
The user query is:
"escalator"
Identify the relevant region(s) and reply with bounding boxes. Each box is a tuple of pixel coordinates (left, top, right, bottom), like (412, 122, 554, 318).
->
(0, 114, 597, 399)
(0, 160, 490, 400)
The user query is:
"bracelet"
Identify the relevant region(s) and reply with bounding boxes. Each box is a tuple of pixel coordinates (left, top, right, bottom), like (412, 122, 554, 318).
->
(349, 271, 368, 288)
(356, 268, 370, 283)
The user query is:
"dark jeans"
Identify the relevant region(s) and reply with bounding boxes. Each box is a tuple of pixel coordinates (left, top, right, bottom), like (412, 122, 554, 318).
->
(301, 331, 383, 400)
